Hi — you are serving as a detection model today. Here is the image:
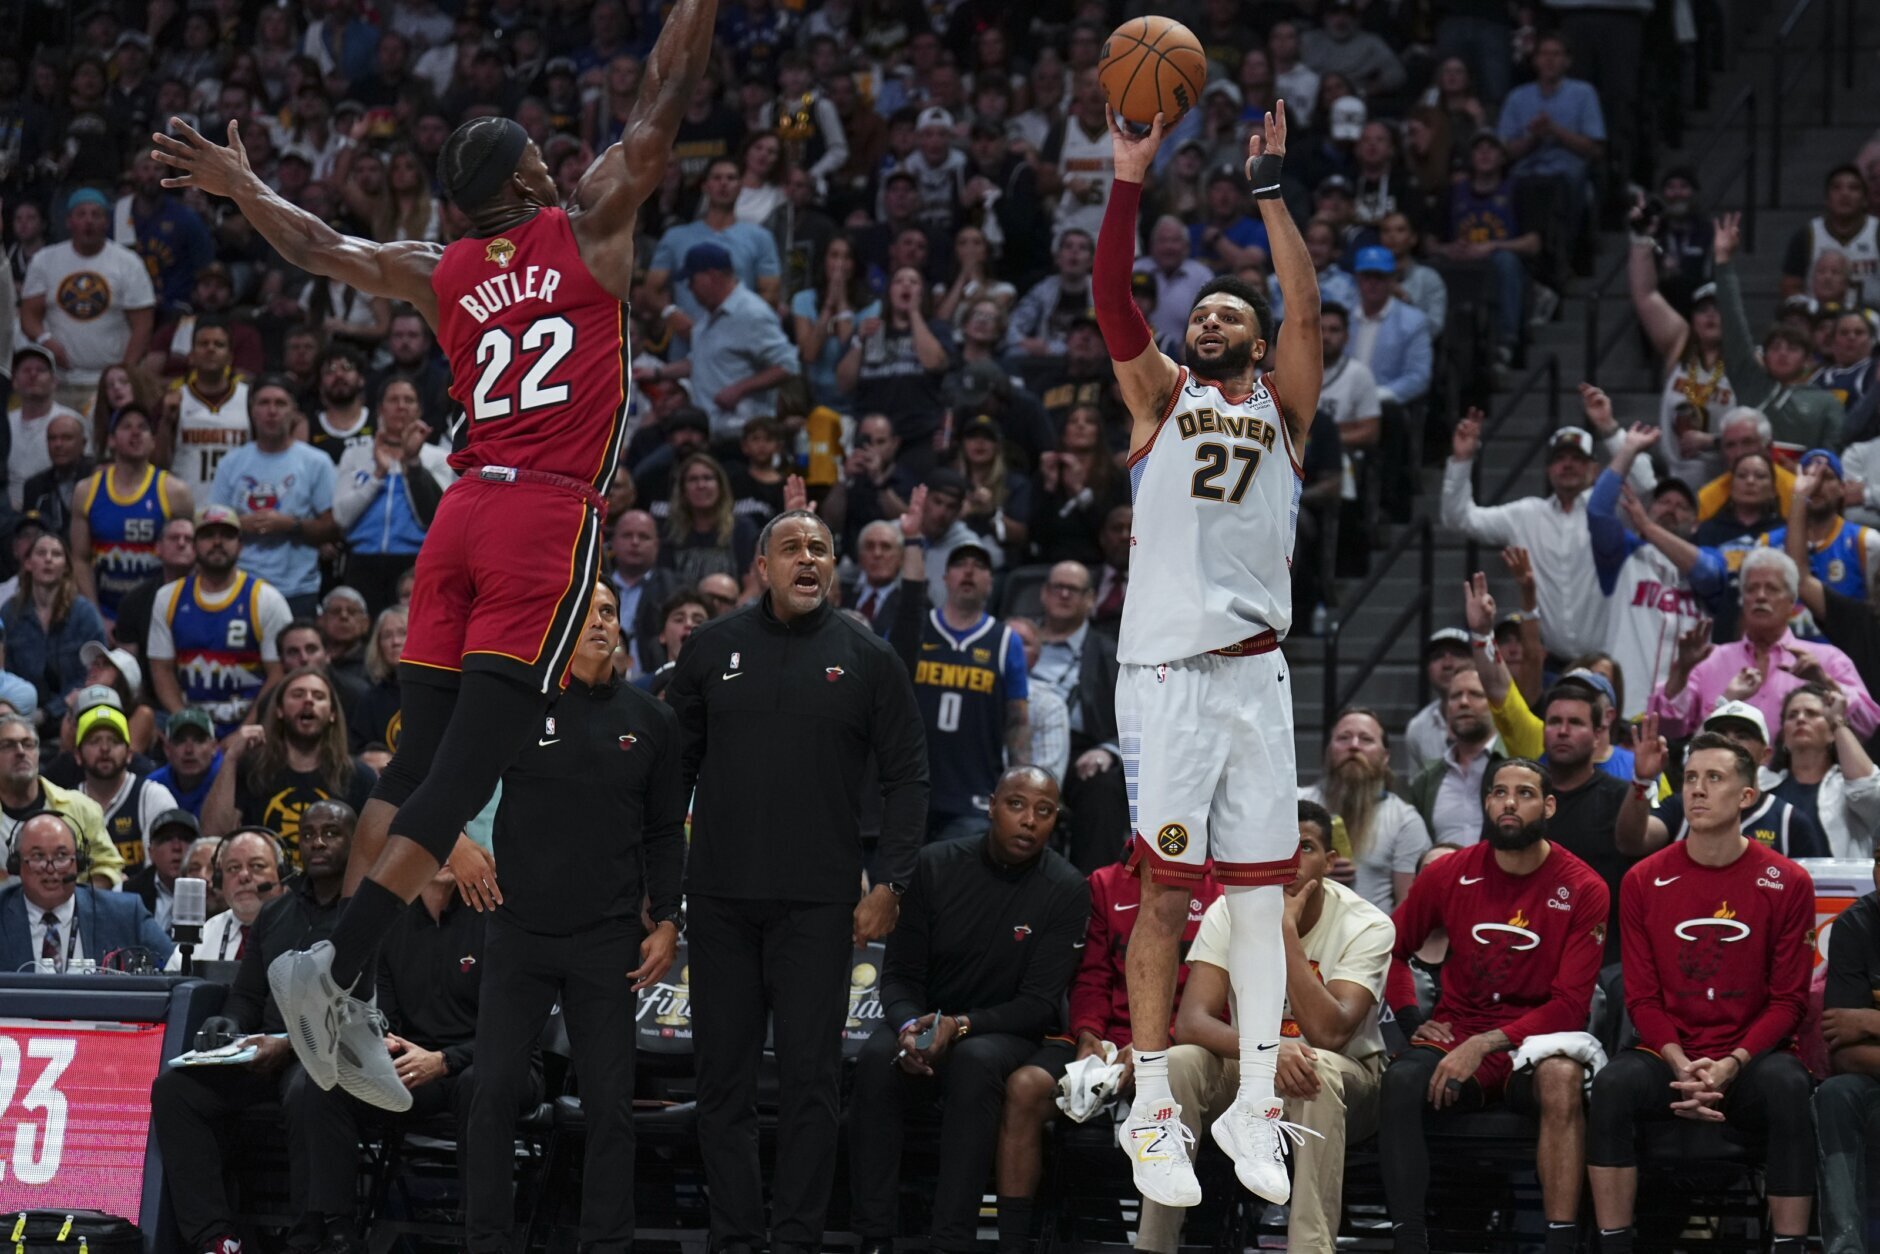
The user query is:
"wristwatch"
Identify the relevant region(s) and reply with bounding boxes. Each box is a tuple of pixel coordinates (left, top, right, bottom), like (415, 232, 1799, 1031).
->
(952, 1013, 973, 1039)
(885, 881, 907, 896)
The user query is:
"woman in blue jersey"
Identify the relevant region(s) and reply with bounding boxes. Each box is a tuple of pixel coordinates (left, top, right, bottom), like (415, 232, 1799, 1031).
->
(2, 534, 106, 724)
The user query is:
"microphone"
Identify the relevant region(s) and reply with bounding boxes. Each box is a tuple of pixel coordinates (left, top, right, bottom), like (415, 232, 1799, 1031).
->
(173, 876, 209, 976)
(252, 880, 278, 897)
(59, 873, 78, 885)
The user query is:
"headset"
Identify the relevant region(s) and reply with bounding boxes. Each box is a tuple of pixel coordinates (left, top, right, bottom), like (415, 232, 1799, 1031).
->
(5, 810, 92, 880)
(210, 826, 289, 893)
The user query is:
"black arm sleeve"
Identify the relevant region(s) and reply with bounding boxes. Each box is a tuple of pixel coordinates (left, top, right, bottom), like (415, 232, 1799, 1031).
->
(965, 871, 1091, 1039)
(641, 702, 688, 923)
(881, 852, 933, 1028)
(405, 464, 446, 527)
(869, 640, 930, 890)
(888, 575, 928, 676)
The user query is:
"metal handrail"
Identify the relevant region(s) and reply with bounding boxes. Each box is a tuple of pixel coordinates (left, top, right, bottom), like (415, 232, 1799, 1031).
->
(1319, 516, 1434, 730)
(1582, 84, 1758, 387)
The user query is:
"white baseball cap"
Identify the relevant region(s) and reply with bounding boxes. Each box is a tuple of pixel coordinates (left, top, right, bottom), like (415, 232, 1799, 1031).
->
(1703, 699, 1770, 746)
(80, 641, 143, 696)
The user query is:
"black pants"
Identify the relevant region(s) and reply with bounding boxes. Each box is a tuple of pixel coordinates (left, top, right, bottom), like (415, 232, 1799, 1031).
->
(296, 1065, 478, 1219)
(151, 1062, 308, 1248)
(1061, 749, 1127, 875)
(465, 914, 634, 1252)
(689, 894, 853, 1252)
(1587, 1048, 1815, 1196)
(848, 1026, 1036, 1251)
(1377, 1044, 1541, 1225)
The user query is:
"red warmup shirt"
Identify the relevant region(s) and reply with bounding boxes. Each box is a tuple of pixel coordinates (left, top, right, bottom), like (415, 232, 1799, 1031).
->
(1069, 858, 1221, 1048)
(431, 206, 631, 491)
(1620, 840, 1814, 1061)
(1389, 840, 1609, 1046)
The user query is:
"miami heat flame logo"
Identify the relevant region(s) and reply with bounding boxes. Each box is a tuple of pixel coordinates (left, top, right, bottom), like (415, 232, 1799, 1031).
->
(1673, 900, 1752, 943)
(485, 237, 517, 268)
(1471, 907, 1541, 951)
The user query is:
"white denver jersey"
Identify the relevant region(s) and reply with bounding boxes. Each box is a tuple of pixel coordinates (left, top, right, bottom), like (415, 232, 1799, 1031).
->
(1605, 544, 1703, 720)
(1808, 216, 1880, 307)
(170, 375, 251, 500)
(1117, 366, 1302, 666)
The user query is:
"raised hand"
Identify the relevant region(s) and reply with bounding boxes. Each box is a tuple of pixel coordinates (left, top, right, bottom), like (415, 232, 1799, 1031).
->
(1464, 571, 1497, 634)
(1500, 547, 1536, 598)
(1722, 666, 1765, 702)
(1245, 99, 1290, 175)
(151, 118, 256, 198)
(1713, 212, 1742, 265)
(1578, 382, 1616, 436)
(1673, 620, 1715, 676)
(1621, 422, 1661, 457)
(1451, 408, 1485, 463)
(1106, 105, 1169, 182)
(897, 483, 928, 540)
(1634, 712, 1667, 781)
(1618, 484, 1652, 533)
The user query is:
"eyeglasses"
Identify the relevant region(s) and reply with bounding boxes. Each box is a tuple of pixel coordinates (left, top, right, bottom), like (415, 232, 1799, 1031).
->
(22, 852, 74, 870)
(0, 737, 39, 753)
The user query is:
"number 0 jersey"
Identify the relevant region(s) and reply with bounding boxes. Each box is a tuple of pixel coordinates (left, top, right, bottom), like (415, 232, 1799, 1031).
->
(1117, 367, 1303, 666)
(431, 206, 630, 489)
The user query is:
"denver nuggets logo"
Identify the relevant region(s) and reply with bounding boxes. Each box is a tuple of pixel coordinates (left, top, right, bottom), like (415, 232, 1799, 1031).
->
(385, 709, 402, 754)
(56, 271, 112, 320)
(1156, 823, 1189, 856)
(485, 237, 517, 268)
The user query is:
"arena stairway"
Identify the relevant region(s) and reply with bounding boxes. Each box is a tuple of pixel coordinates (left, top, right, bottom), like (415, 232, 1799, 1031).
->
(1286, 0, 1880, 784)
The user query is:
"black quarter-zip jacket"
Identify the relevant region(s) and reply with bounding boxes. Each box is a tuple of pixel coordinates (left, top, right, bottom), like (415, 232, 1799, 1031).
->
(668, 595, 930, 902)
(492, 673, 686, 935)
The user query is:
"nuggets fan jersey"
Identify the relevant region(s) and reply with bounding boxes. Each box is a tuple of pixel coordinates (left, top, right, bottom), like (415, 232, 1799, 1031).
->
(432, 207, 629, 489)
(1809, 216, 1880, 307)
(80, 465, 175, 616)
(170, 375, 251, 500)
(168, 571, 269, 733)
(1118, 367, 1302, 665)
(1762, 519, 1874, 603)
(914, 610, 1024, 818)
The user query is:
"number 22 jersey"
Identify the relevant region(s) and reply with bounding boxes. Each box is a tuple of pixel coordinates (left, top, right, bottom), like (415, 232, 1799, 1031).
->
(1117, 367, 1304, 666)
(431, 206, 630, 490)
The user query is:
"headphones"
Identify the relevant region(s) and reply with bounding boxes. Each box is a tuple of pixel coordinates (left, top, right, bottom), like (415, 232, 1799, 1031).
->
(210, 826, 290, 891)
(5, 811, 92, 879)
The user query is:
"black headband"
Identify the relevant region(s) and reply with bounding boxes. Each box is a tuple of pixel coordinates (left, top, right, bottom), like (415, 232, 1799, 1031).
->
(445, 119, 530, 209)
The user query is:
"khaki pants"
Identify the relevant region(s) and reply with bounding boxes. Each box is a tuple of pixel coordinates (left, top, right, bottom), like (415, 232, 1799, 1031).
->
(1136, 1043, 1383, 1254)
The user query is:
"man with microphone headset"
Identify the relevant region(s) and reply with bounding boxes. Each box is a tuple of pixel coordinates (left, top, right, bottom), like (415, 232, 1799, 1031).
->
(165, 825, 293, 968)
(0, 811, 175, 972)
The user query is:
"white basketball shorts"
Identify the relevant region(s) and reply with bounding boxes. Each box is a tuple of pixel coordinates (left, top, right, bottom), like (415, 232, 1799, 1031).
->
(1117, 641, 1301, 887)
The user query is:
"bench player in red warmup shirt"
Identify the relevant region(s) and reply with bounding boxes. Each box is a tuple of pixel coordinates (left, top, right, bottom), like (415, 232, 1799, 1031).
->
(150, 0, 722, 1110)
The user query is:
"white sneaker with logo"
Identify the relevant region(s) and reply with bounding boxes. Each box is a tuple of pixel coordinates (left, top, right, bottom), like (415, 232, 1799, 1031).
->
(1119, 1100, 1203, 1207)
(1210, 1097, 1322, 1204)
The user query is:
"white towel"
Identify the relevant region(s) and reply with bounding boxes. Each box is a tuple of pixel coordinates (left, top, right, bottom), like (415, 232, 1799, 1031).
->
(1510, 1030, 1609, 1089)
(1055, 1043, 1125, 1123)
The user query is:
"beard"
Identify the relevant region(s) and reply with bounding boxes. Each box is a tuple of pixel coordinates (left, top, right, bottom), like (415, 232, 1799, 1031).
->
(1321, 755, 1388, 855)
(1191, 337, 1256, 379)
(1487, 817, 1546, 851)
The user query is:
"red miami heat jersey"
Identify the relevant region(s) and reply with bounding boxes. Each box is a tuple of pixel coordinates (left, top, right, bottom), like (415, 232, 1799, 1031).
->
(431, 207, 629, 490)
(1389, 840, 1610, 1044)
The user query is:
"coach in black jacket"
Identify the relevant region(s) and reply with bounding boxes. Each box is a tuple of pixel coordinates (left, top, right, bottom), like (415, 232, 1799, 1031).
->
(668, 507, 929, 1254)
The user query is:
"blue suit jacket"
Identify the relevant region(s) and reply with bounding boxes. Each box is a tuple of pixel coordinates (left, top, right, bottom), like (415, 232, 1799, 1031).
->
(0, 883, 175, 972)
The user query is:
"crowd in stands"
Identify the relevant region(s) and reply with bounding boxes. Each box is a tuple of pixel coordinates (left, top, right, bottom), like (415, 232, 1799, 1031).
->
(9, 0, 1880, 1249)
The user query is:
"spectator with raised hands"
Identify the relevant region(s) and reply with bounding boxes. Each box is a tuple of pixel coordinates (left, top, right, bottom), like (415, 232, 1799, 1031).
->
(1647, 547, 1880, 741)
(1713, 212, 1846, 452)
(1441, 406, 1606, 664)
(1629, 205, 1734, 489)
(1768, 452, 1880, 616)
(1586, 417, 1706, 719)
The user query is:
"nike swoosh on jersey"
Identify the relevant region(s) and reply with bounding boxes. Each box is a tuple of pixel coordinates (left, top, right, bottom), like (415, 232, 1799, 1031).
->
(1114, 902, 1140, 912)
(1459, 875, 1484, 884)
(721, 671, 746, 681)
(537, 737, 561, 747)
(1654, 876, 1681, 886)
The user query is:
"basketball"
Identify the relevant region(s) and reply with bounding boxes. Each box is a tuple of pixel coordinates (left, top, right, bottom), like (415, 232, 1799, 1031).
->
(1099, 17, 1209, 127)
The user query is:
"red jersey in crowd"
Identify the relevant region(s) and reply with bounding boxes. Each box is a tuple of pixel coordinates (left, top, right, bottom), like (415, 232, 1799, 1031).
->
(1390, 840, 1609, 1045)
(431, 206, 631, 491)
(1069, 852, 1221, 1048)
(1620, 840, 1814, 1061)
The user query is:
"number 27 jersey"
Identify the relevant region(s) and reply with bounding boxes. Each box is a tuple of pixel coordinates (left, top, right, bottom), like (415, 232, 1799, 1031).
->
(1117, 367, 1303, 666)
(431, 206, 630, 490)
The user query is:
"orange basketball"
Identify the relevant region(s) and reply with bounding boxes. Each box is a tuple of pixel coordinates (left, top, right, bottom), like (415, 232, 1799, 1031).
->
(1099, 16, 1209, 127)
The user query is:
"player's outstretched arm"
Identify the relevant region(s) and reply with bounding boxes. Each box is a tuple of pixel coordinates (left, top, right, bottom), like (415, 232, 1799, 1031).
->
(570, 0, 720, 297)
(1095, 106, 1181, 446)
(151, 120, 441, 325)
(1254, 102, 1320, 448)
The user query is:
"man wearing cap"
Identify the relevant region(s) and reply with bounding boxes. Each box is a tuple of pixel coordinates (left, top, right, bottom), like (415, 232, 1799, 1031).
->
(207, 374, 338, 617)
(648, 243, 801, 440)
(118, 153, 214, 318)
(909, 469, 994, 604)
(7, 345, 87, 513)
(149, 708, 224, 819)
(891, 525, 1030, 841)
(0, 622, 40, 721)
(1133, 217, 1213, 348)
(19, 187, 156, 413)
(648, 156, 785, 330)
(902, 106, 967, 234)
(1301, 0, 1406, 97)
(1444, 410, 1610, 662)
(74, 692, 178, 874)
(148, 505, 293, 737)
(1349, 246, 1432, 409)
(127, 807, 199, 931)
(1627, 701, 1828, 857)
(1762, 450, 1880, 611)
(1441, 130, 1542, 367)
(0, 712, 124, 888)
(1404, 628, 1475, 776)
(1588, 422, 1706, 719)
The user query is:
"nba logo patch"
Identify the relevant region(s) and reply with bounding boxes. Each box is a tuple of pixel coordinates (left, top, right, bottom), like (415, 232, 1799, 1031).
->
(730, 652, 740, 670)
(485, 237, 516, 268)
(544, 717, 556, 736)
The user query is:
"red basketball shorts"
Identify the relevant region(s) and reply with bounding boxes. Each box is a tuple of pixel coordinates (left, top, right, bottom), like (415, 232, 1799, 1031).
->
(402, 476, 603, 693)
